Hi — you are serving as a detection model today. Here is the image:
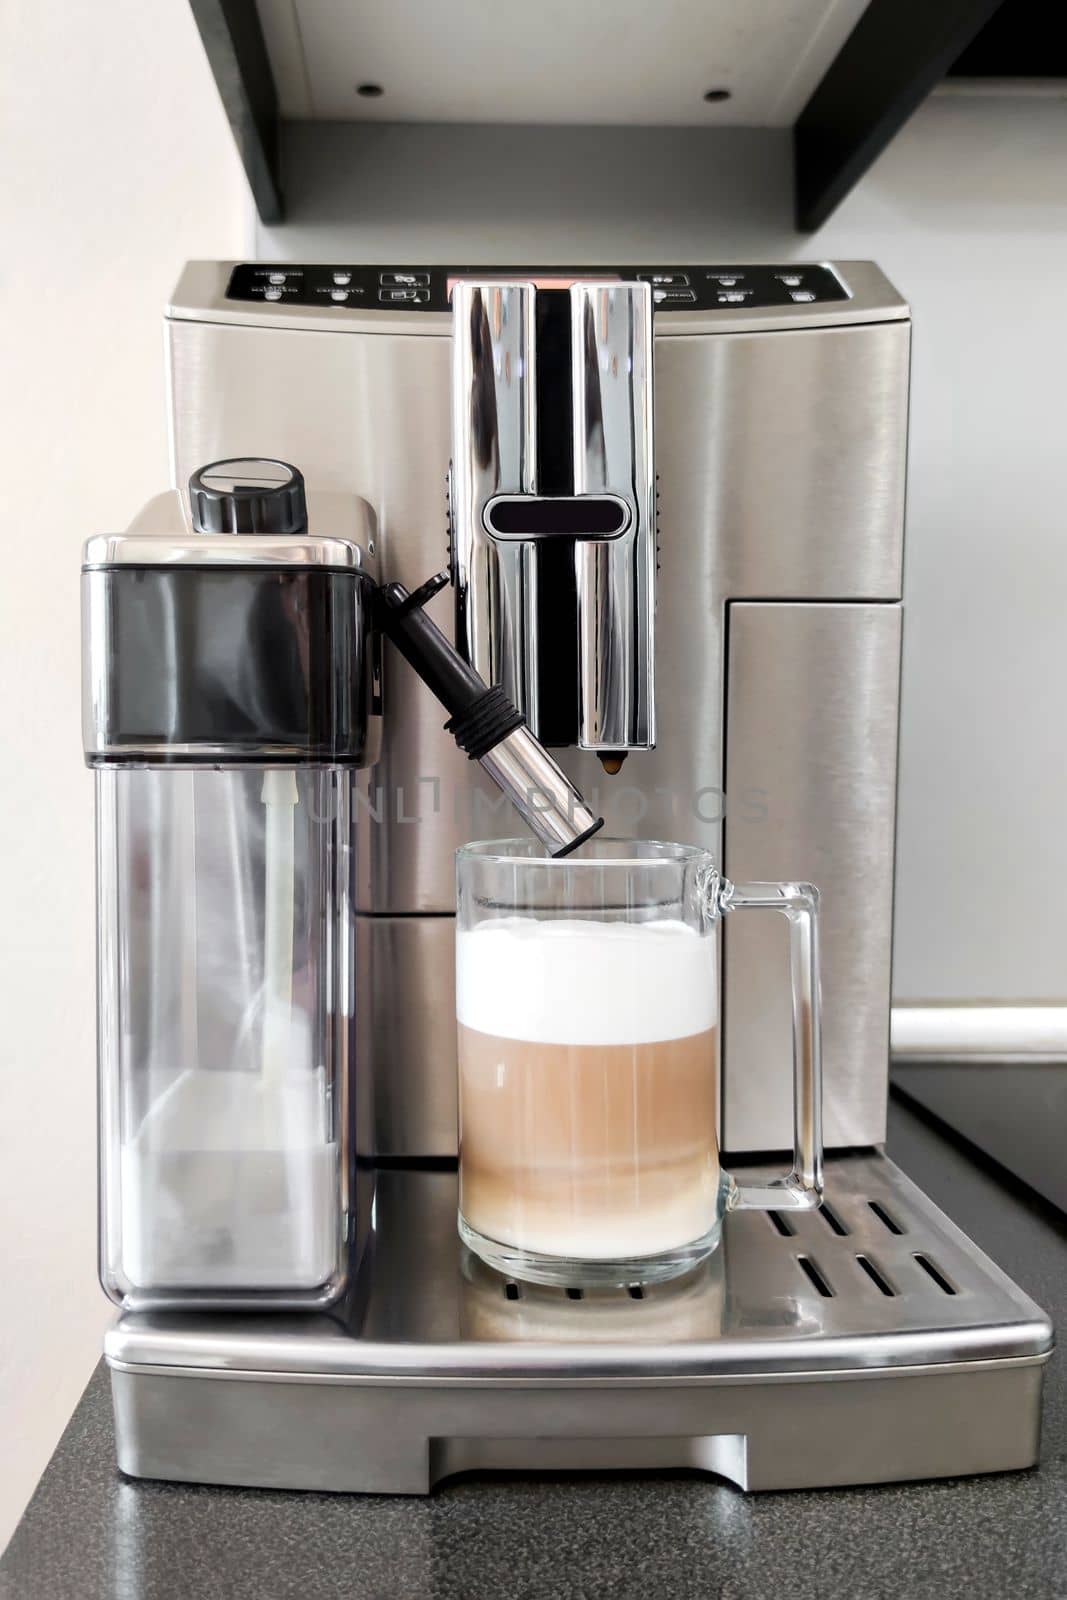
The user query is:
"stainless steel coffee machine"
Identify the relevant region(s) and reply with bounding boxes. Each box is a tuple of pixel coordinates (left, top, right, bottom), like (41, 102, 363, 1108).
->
(166, 260, 905, 1160)
(94, 261, 1051, 1493)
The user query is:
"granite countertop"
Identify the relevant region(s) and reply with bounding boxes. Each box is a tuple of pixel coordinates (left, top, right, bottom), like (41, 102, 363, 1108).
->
(2, 1099, 1065, 1600)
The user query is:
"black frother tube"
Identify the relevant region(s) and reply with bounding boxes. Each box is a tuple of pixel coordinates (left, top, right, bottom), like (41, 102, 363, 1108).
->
(376, 578, 484, 713)
(377, 578, 522, 758)
(375, 575, 603, 857)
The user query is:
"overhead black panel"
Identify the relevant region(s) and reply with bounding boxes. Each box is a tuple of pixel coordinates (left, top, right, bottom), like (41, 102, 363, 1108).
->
(949, 0, 1067, 76)
(187, 0, 283, 223)
(794, 0, 1007, 232)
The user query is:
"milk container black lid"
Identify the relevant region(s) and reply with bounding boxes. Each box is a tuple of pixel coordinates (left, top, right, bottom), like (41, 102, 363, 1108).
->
(81, 459, 377, 767)
(188, 459, 309, 535)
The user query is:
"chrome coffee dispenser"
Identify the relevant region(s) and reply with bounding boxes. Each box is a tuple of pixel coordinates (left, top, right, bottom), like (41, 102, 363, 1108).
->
(92, 262, 1051, 1493)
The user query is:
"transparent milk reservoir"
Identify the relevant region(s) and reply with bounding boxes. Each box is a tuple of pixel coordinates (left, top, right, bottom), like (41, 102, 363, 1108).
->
(82, 461, 378, 1308)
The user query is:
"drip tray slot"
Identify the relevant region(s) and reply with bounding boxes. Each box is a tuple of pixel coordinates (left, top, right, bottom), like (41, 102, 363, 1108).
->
(105, 1153, 1052, 1496)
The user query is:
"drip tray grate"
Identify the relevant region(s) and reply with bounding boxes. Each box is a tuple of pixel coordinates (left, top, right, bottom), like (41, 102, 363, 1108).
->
(106, 1152, 1052, 1494)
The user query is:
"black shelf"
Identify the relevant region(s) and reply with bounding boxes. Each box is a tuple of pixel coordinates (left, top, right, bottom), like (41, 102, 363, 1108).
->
(189, 0, 1019, 236)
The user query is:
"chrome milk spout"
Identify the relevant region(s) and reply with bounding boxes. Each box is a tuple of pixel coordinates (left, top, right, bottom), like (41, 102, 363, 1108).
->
(376, 572, 603, 858)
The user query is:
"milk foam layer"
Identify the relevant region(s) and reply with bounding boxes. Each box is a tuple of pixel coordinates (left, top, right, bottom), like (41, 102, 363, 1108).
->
(456, 917, 716, 1045)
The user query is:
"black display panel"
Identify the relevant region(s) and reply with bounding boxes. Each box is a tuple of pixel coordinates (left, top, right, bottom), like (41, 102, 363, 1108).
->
(224, 263, 850, 314)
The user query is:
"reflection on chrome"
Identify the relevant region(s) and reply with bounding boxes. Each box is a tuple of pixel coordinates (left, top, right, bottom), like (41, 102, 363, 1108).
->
(450, 278, 655, 752)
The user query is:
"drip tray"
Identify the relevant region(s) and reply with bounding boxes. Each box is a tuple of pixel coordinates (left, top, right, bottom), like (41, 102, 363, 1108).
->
(105, 1153, 1052, 1494)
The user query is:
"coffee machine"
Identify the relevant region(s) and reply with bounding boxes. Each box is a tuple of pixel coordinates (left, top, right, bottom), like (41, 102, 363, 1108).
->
(91, 261, 1051, 1492)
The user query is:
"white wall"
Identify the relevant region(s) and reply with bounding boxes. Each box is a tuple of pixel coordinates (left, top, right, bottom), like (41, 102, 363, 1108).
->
(0, 0, 249, 1552)
(814, 90, 1067, 1002)
(261, 89, 1067, 1006)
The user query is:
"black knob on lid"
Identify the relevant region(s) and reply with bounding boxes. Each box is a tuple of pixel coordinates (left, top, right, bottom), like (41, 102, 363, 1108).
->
(189, 459, 308, 535)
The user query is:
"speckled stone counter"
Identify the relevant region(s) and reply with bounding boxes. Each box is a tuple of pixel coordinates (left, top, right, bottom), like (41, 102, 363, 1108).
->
(3, 1100, 1065, 1600)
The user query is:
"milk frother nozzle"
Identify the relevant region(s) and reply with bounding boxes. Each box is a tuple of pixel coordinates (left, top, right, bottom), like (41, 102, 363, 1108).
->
(376, 575, 603, 858)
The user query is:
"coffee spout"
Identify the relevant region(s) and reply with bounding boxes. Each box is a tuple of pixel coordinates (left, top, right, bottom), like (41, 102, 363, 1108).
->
(375, 574, 603, 858)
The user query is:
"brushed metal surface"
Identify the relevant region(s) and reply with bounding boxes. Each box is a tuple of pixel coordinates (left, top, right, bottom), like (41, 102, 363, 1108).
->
(105, 1155, 1051, 1493)
(109, 1361, 1044, 1494)
(651, 321, 908, 603)
(167, 269, 909, 1153)
(723, 604, 902, 1151)
(354, 915, 457, 1158)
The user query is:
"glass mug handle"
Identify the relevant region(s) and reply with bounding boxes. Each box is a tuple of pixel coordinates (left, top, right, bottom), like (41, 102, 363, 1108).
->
(701, 868, 824, 1213)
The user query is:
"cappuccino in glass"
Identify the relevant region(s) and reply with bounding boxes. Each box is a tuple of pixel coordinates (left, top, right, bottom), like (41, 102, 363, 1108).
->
(457, 917, 720, 1262)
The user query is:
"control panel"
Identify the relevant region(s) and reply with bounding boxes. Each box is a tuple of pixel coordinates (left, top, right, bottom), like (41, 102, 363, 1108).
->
(225, 263, 849, 313)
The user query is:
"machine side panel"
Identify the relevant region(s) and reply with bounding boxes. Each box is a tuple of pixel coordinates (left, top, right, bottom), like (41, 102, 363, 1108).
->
(652, 320, 909, 604)
(723, 602, 902, 1150)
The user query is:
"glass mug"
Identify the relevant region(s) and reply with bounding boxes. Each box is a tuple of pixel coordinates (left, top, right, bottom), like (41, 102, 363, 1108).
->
(455, 838, 823, 1287)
